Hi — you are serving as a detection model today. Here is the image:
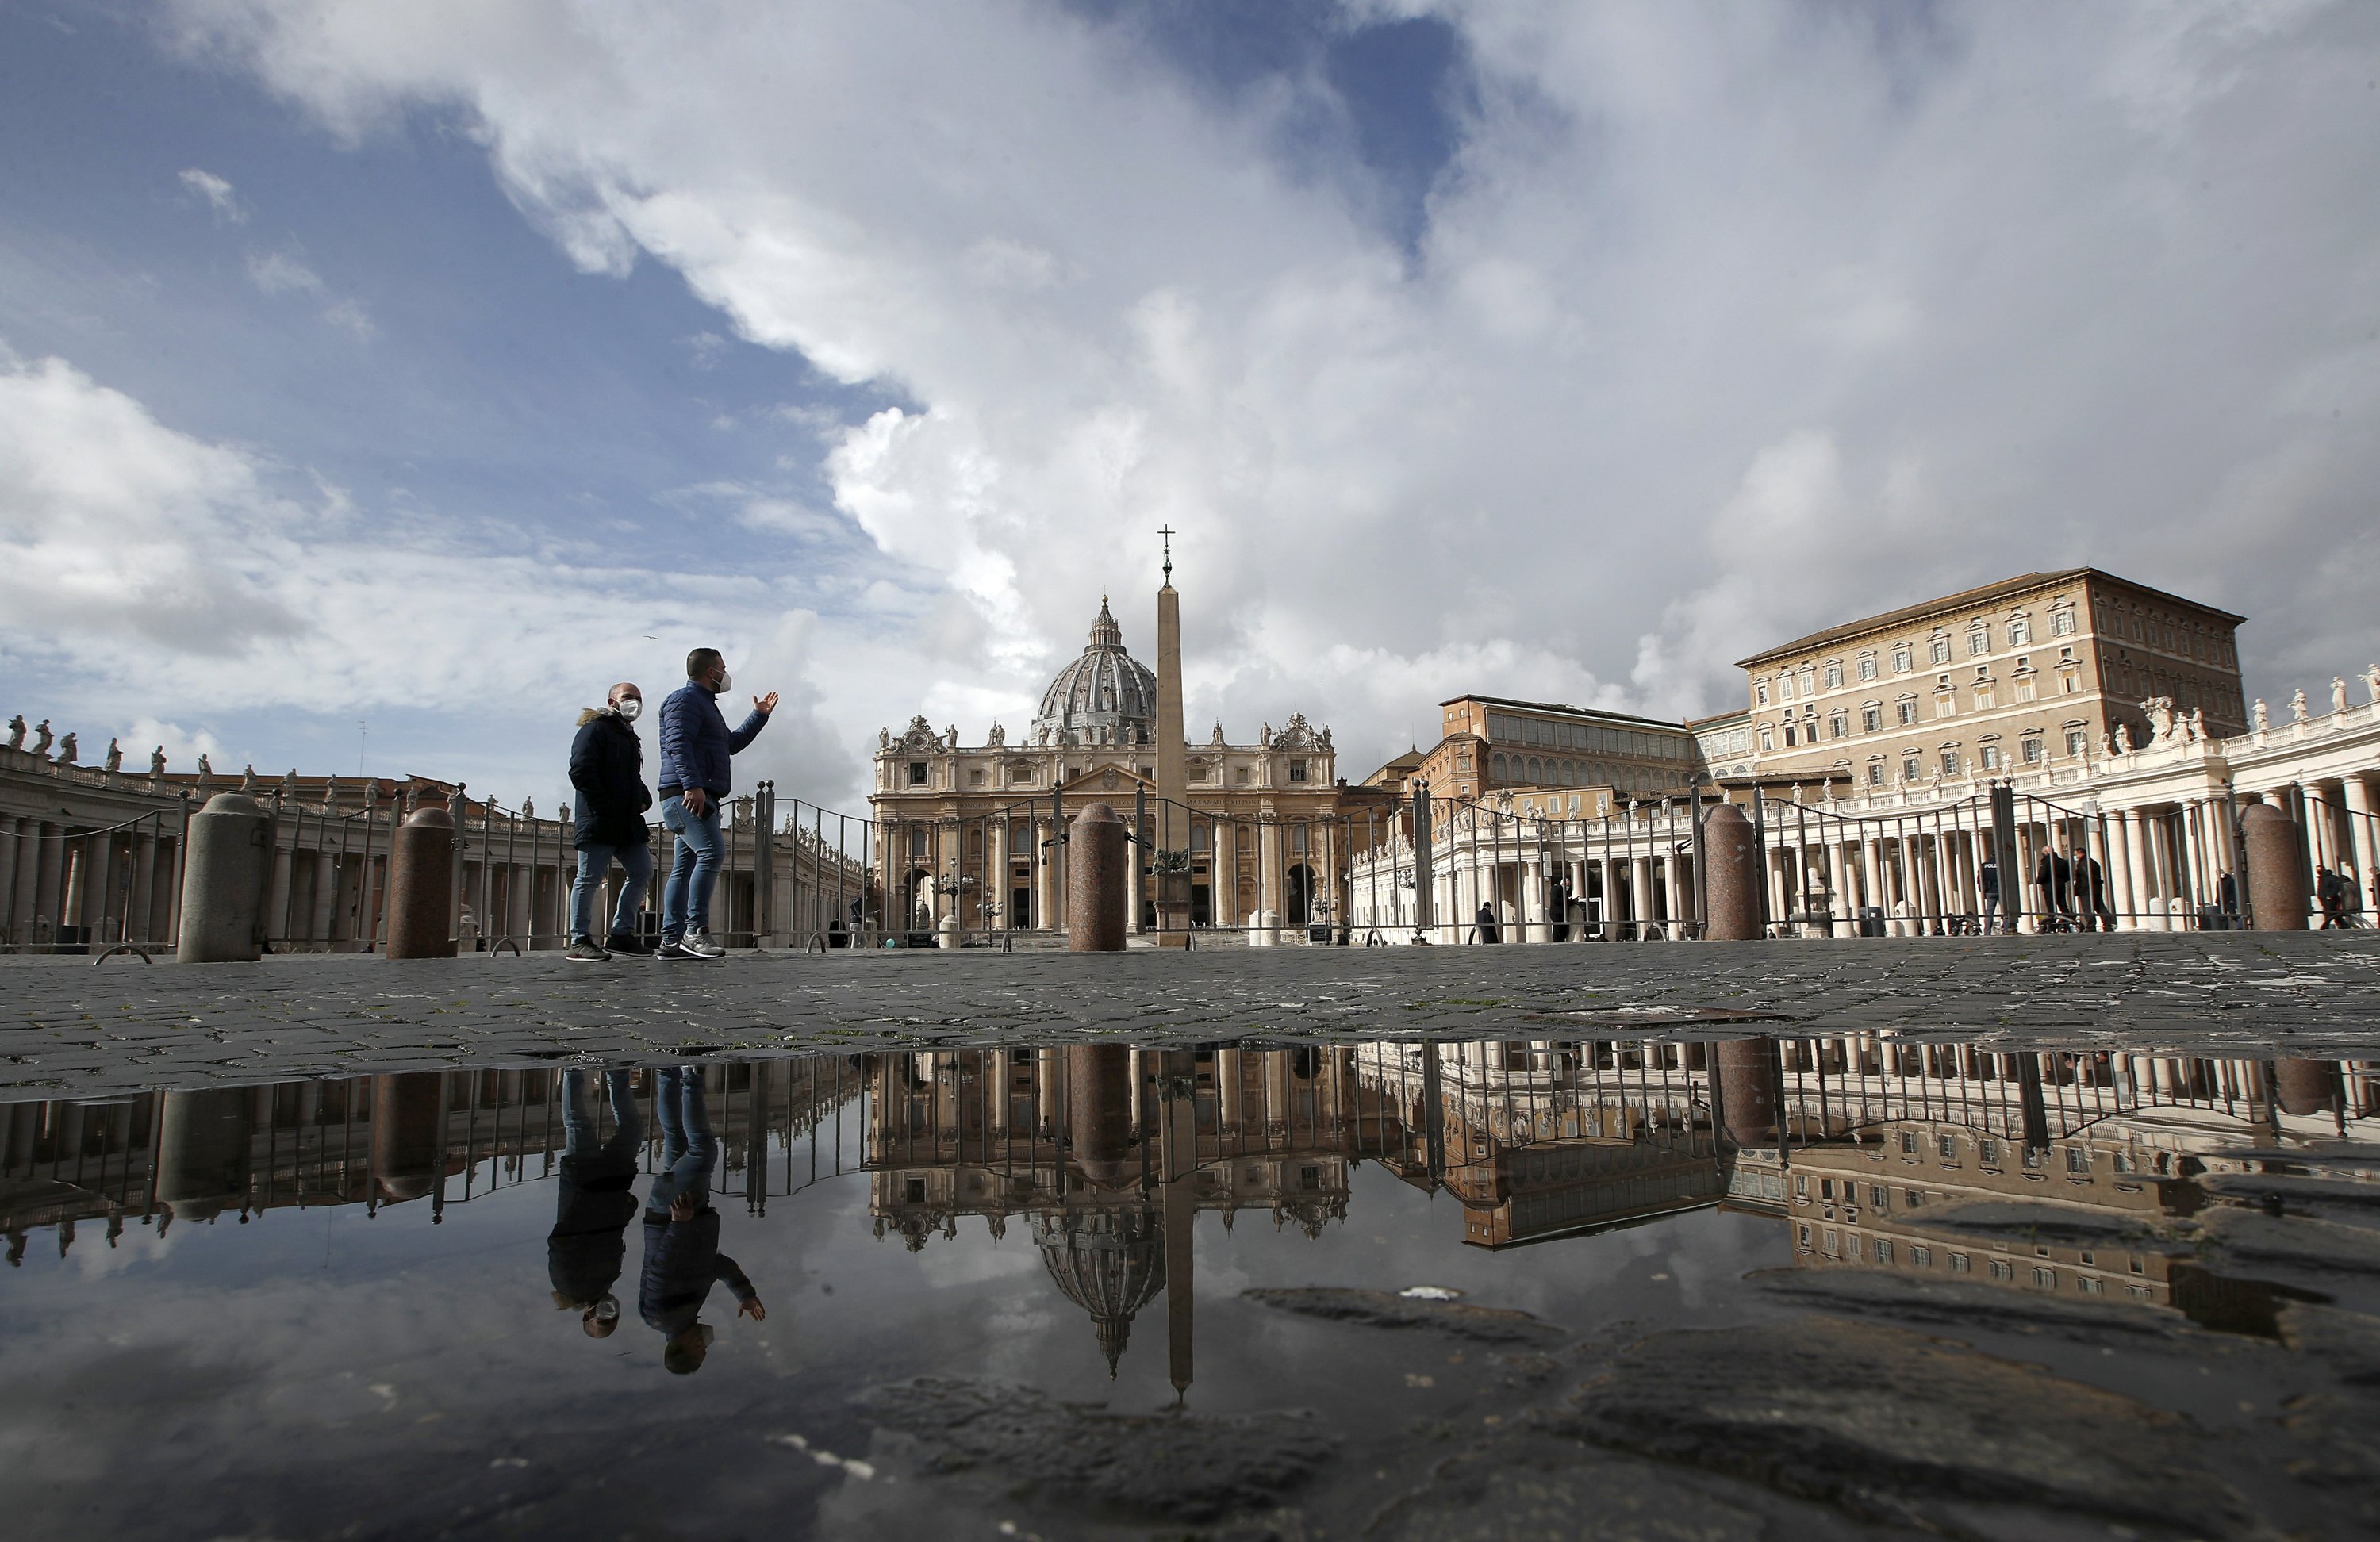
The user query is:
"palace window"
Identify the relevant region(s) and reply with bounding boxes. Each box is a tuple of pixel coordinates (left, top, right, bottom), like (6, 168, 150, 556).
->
(1862, 705, 1881, 732)
(1940, 750, 1960, 777)
(1779, 673, 1795, 702)
(1866, 762, 1883, 786)
(1979, 745, 2000, 770)
(1935, 695, 1954, 719)
(908, 761, 928, 786)
(2016, 677, 2036, 703)
(2064, 729, 2087, 758)
(1893, 645, 1914, 673)
(1827, 712, 1848, 739)
(1858, 654, 1879, 681)
(1988, 1259, 2013, 1281)
(1929, 636, 1952, 665)
(1948, 1253, 1971, 1274)
(1968, 627, 1990, 656)
(1897, 698, 1918, 726)
(2051, 608, 2076, 636)
(1783, 723, 1797, 747)
(908, 827, 928, 857)
(1755, 680, 1770, 706)
(1798, 667, 1817, 696)
(1823, 662, 1843, 690)
(2009, 616, 2032, 646)
(1975, 685, 1994, 710)
(1911, 1245, 1933, 1268)
(1234, 767, 1252, 785)
(1758, 725, 1775, 752)
(1456, 752, 1471, 771)
(1902, 756, 1920, 781)
(2066, 1147, 2089, 1174)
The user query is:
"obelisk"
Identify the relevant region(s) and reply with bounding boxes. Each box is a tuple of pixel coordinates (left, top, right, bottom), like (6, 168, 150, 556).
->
(1153, 528, 1189, 942)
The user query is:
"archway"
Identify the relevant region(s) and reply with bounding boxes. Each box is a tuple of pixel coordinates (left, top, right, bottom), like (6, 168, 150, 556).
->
(1286, 863, 1315, 926)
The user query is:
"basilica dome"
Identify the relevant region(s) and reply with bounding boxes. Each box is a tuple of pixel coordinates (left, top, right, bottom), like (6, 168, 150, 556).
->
(1032, 598, 1156, 747)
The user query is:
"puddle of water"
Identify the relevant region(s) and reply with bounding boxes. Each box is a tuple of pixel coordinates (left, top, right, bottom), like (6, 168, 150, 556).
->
(2, 1038, 2378, 1539)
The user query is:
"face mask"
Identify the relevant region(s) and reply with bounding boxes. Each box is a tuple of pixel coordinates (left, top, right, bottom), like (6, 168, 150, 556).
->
(615, 698, 643, 722)
(714, 670, 733, 694)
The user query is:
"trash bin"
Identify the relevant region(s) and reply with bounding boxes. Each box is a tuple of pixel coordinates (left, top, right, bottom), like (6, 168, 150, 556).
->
(1859, 906, 1886, 938)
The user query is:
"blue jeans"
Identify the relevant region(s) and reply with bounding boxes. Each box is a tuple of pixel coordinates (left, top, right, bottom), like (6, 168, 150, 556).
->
(570, 842, 654, 944)
(659, 796, 723, 942)
(647, 1066, 716, 1214)
(561, 1068, 644, 1160)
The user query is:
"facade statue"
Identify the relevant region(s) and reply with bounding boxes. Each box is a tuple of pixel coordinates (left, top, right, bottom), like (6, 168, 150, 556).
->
(2332, 677, 2350, 715)
(878, 727, 891, 751)
(104, 738, 122, 773)
(239, 764, 259, 793)
(32, 719, 52, 757)
(2185, 707, 2205, 742)
(2367, 664, 2380, 704)
(2291, 688, 2308, 723)
(2113, 723, 2132, 754)
(196, 752, 213, 780)
(56, 732, 78, 765)
(282, 769, 299, 800)
(2140, 697, 2175, 744)
(2252, 699, 2269, 733)
(985, 721, 1006, 748)
(520, 796, 535, 819)
(5, 715, 22, 750)
(149, 745, 167, 777)
(559, 800, 571, 823)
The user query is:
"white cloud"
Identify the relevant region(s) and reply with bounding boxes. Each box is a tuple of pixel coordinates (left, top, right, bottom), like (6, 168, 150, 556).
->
(177, 165, 246, 221)
(245, 247, 322, 295)
(130, 0, 2380, 784)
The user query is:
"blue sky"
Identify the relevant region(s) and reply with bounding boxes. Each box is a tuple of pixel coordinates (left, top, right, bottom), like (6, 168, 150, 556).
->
(2, 2, 2375, 810)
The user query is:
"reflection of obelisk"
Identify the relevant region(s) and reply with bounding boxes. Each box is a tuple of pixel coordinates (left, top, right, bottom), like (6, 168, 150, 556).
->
(1153, 529, 1190, 944)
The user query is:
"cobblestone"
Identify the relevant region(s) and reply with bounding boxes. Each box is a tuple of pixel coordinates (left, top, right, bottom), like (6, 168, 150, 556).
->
(2, 932, 2378, 1099)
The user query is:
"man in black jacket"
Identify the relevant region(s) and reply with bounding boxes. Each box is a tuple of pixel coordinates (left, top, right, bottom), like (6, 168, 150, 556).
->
(548, 1067, 642, 1337)
(567, 682, 654, 961)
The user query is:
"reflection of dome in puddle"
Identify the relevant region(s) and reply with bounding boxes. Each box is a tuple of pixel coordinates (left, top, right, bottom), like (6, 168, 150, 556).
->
(1035, 1209, 1163, 1376)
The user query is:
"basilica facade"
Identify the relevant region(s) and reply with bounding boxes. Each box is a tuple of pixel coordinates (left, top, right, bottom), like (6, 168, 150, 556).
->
(869, 598, 1344, 934)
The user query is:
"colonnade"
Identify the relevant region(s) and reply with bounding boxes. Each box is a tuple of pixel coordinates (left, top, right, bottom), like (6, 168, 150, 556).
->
(0, 813, 181, 948)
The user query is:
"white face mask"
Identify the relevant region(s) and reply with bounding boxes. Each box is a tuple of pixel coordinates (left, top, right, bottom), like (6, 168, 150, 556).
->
(615, 698, 643, 721)
(714, 669, 733, 694)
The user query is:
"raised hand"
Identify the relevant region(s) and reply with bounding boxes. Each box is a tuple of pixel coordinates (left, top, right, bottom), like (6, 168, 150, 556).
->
(754, 691, 780, 715)
(739, 1298, 766, 1321)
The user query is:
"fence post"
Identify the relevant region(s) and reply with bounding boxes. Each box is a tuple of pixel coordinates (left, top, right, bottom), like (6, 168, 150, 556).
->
(175, 793, 272, 963)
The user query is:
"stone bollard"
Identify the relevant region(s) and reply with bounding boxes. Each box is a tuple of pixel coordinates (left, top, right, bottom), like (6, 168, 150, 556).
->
(1701, 804, 1763, 942)
(1716, 1038, 1779, 1146)
(1067, 802, 1128, 953)
(386, 804, 457, 959)
(1067, 1045, 1135, 1184)
(2240, 803, 2310, 931)
(175, 792, 273, 962)
(2273, 1058, 2340, 1117)
(155, 1088, 255, 1223)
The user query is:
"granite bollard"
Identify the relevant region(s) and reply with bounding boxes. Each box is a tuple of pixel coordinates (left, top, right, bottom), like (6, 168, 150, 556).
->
(1068, 802, 1127, 953)
(175, 792, 272, 962)
(2241, 802, 2310, 932)
(386, 804, 458, 959)
(1701, 804, 1763, 942)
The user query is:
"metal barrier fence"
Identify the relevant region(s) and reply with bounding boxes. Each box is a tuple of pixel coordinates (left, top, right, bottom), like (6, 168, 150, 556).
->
(0, 800, 192, 957)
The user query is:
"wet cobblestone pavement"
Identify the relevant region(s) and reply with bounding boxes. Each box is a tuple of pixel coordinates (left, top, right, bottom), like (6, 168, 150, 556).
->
(4, 931, 2378, 1099)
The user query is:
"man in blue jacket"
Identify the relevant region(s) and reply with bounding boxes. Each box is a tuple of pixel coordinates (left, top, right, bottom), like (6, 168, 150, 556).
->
(656, 648, 777, 960)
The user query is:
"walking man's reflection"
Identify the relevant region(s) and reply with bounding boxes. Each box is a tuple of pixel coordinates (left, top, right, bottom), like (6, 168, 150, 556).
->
(639, 1065, 764, 1373)
(549, 1067, 643, 1337)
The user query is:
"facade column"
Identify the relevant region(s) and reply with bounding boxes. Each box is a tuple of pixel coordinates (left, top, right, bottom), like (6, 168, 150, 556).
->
(127, 832, 156, 944)
(1258, 818, 1284, 926)
(33, 823, 66, 945)
(1216, 1049, 1245, 1131)
(1035, 819, 1056, 931)
(1631, 852, 1656, 938)
(989, 819, 1010, 931)
(1663, 840, 1687, 940)
(2343, 775, 2378, 900)
(1861, 837, 1884, 930)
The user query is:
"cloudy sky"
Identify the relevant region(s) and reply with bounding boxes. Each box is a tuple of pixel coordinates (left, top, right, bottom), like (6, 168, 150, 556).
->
(2, 1, 2374, 812)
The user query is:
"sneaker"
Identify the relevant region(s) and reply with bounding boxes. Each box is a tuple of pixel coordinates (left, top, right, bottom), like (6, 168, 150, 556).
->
(608, 932, 653, 957)
(680, 930, 727, 960)
(566, 939, 611, 962)
(655, 938, 693, 961)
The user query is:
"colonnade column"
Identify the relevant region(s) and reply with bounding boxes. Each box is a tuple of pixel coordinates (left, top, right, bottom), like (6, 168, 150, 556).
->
(1258, 819, 1284, 926)
(1035, 819, 1056, 931)
(2344, 775, 2378, 898)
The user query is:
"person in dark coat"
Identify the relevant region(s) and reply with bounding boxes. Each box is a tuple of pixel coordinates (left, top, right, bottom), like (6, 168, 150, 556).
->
(1475, 901, 1500, 943)
(1978, 857, 2002, 934)
(639, 1066, 762, 1373)
(655, 649, 778, 960)
(566, 682, 654, 960)
(2217, 869, 2239, 923)
(2076, 853, 2116, 931)
(2317, 867, 2348, 928)
(2033, 848, 2074, 925)
(549, 1068, 643, 1337)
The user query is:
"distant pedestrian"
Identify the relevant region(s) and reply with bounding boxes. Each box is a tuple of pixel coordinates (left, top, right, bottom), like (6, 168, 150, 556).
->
(655, 649, 777, 960)
(1475, 901, 1499, 944)
(548, 1068, 643, 1337)
(639, 1067, 763, 1374)
(2076, 853, 2115, 931)
(2033, 848, 2074, 926)
(2218, 869, 2239, 925)
(566, 682, 654, 961)
(1978, 857, 2002, 934)
(2317, 866, 2348, 929)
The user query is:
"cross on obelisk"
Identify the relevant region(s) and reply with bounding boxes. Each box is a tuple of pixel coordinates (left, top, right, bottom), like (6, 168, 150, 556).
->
(1158, 524, 1177, 585)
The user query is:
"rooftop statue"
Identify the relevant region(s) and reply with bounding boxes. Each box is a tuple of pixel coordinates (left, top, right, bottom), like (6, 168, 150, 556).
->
(56, 732, 79, 765)
(104, 738, 122, 773)
(5, 715, 22, 750)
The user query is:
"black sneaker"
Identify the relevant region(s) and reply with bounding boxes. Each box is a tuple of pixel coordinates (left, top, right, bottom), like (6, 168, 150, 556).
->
(566, 939, 611, 962)
(608, 932, 653, 957)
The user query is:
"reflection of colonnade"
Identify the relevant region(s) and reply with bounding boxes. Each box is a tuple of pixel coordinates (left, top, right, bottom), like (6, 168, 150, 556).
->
(0, 1059, 859, 1255)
